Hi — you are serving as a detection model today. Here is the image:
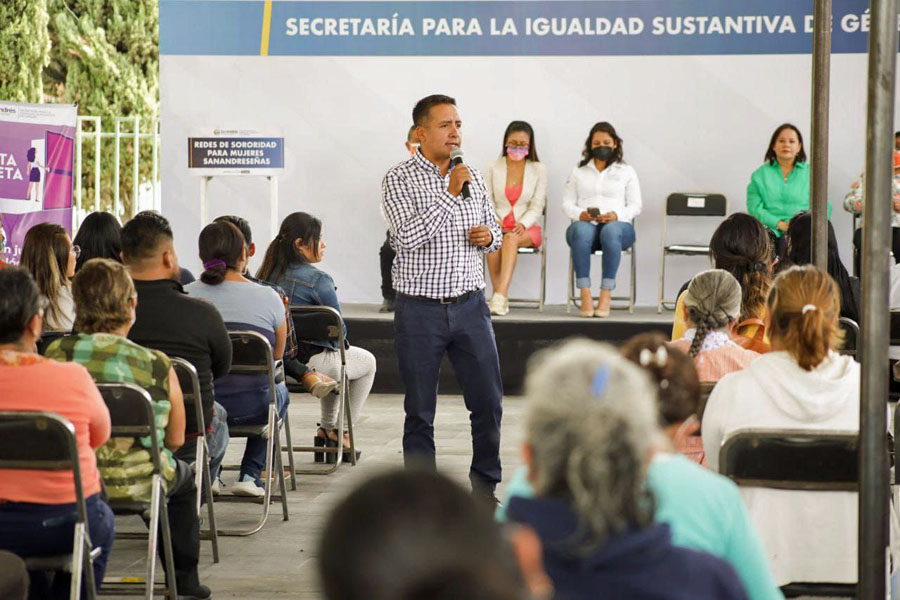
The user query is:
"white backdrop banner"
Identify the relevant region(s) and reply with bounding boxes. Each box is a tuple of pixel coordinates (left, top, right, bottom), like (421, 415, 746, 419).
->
(160, 0, 897, 304)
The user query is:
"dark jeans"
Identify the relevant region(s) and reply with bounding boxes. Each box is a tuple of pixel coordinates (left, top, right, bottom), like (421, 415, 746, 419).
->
(0, 493, 114, 599)
(394, 290, 503, 491)
(852, 226, 900, 275)
(226, 382, 290, 480)
(380, 232, 396, 300)
(154, 459, 201, 592)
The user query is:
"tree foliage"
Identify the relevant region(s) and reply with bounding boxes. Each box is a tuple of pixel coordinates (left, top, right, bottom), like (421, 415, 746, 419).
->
(0, 0, 52, 103)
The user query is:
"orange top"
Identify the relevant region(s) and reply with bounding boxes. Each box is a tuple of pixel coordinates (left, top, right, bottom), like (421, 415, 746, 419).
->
(668, 337, 759, 383)
(0, 350, 110, 504)
(502, 183, 523, 230)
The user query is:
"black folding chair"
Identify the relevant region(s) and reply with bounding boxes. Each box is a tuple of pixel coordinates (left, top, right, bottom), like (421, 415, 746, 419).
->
(839, 316, 860, 360)
(170, 358, 219, 563)
(286, 305, 355, 475)
(95, 383, 177, 600)
(37, 330, 71, 355)
(719, 428, 859, 597)
(215, 331, 290, 536)
(0, 411, 99, 600)
(657, 193, 727, 312)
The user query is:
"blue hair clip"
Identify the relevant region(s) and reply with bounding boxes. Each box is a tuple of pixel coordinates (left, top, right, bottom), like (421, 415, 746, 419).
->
(591, 365, 611, 397)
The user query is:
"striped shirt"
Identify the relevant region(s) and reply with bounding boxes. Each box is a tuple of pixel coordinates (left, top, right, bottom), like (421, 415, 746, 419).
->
(382, 149, 502, 298)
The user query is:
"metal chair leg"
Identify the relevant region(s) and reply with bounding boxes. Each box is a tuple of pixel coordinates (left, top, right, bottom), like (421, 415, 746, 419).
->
(199, 442, 219, 563)
(70, 522, 87, 600)
(283, 411, 297, 490)
(146, 476, 162, 599)
(273, 429, 289, 521)
(157, 489, 178, 600)
(629, 247, 636, 313)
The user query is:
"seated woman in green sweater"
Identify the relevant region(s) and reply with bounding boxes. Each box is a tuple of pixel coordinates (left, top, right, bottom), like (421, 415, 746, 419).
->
(747, 123, 828, 257)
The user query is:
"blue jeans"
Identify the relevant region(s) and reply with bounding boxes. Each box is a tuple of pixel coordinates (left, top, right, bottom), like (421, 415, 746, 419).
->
(565, 220, 636, 290)
(233, 382, 289, 480)
(0, 493, 114, 599)
(394, 291, 503, 491)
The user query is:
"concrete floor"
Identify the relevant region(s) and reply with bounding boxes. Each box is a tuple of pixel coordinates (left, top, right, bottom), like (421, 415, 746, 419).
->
(102, 392, 527, 599)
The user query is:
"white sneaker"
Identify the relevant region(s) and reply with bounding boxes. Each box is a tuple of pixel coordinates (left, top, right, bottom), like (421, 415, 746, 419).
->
(211, 478, 222, 496)
(490, 294, 508, 316)
(231, 477, 264, 498)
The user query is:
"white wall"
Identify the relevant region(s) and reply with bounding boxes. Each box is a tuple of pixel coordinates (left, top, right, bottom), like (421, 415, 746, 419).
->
(161, 54, 897, 304)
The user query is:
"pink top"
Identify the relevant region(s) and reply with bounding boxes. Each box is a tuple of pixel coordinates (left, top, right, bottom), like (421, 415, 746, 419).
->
(0, 350, 110, 504)
(502, 183, 523, 230)
(669, 337, 759, 382)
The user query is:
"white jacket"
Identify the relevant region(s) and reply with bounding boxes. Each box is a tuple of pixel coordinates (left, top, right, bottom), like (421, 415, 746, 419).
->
(703, 350, 860, 586)
(483, 158, 547, 228)
(561, 160, 642, 223)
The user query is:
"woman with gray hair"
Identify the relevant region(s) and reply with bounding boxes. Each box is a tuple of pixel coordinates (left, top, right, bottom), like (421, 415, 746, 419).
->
(505, 339, 749, 599)
(669, 269, 759, 382)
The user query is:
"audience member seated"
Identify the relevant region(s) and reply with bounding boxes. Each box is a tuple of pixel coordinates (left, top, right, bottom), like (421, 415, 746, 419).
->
(186, 221, 290, 497)
(562, 121, 641, 317)
(0, 268, 114, 599)
(44, 258, 209, 599)
(504, 339, 749, 599)
(319, 469, 539, 600)
(483, 120, 547, 316)
(378, 125, 420, 313)
(213, 215, 337, 398)
(669, 270, 759, 382)
(843, 150, 900, 274)
(746, 124, 823, 257)
(257, 212, 376, 463)
(501, 337, 780, 599)
(120, 211, 232, 490)
(20, 222, 77, 331)
(673, 213, 773, 353)
(703, 265, 859, 586)
(783, 211, 860, 323)
(72, 211, 122, 273)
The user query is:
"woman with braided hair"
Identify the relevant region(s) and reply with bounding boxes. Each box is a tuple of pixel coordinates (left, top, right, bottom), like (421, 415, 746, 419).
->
(672, 213, 774, 353)
(669, 270, 759, 382)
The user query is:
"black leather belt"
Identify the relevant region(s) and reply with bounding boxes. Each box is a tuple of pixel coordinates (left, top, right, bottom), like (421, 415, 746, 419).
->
(398, 290, 479, 305)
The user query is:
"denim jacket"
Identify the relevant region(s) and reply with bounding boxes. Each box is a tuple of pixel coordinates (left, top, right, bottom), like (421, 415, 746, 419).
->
(270, 262, 346, 351)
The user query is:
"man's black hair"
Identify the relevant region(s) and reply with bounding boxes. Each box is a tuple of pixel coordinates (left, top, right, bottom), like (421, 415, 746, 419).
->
(120, 210, 174, 262)
(0, 268, 41, 344)
(412, 95, 457, 127)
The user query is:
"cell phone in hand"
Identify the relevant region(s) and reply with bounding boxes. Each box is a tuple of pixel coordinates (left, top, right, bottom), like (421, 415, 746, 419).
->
(587, 207, 601, 218)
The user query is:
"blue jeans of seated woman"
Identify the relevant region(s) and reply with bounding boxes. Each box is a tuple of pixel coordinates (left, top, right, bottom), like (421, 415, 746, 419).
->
(229, 381, 289, 480)
(566, 220, 636, 291)
(0, 493, 114, 599)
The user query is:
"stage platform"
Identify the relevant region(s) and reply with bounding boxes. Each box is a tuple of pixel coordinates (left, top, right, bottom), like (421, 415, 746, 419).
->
(342, 304, 674, 395)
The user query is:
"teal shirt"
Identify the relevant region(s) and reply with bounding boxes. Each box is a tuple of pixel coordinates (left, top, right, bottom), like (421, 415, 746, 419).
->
(498, 457, 783, 600)
(747, 161, 828, 237)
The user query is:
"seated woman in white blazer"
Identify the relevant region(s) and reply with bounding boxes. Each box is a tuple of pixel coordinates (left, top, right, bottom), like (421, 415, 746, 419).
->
(562, 122, 642, 318)
(483, 121, 547, 316)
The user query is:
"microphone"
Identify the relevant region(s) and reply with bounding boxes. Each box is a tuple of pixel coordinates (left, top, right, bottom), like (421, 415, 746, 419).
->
(449, 148, 472, 200)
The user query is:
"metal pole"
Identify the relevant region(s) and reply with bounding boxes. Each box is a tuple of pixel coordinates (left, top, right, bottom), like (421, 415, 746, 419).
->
(810, 0, 831, 269)
(858, 0, 897, 595)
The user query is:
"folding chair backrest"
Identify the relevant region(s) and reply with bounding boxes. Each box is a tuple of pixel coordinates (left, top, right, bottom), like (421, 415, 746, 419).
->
(839, 317, 860, 357)
(96, 383, 161, 462)
(291, 305, 345, 346)
(171, 357, 205, 436)
(719, 429, 858, 491)
(0, 411, 79, 472)
(37, 331, 72, 356)
(665, 193, 727, 217)
(228, 330, 274, 374)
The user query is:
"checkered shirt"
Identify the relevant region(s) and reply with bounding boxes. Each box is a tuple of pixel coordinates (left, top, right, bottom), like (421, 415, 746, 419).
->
(382, 150, 502, 299)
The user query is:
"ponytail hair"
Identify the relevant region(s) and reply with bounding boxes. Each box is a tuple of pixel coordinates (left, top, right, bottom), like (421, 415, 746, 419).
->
(256, 212, 322, 284)
(768, 265, 844, 371)
(198, 221, 245, 285)
(620, 333, 701, 425)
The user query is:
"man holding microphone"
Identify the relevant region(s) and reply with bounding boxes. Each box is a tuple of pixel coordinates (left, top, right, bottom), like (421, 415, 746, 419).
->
(382, 94, 503, 500)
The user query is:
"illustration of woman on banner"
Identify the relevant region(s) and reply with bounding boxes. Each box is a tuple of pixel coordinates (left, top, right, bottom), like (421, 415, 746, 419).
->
(26, 147, 45, 205)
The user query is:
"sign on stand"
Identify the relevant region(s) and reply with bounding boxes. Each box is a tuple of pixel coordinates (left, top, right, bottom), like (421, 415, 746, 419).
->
(188, 129, 285, 239)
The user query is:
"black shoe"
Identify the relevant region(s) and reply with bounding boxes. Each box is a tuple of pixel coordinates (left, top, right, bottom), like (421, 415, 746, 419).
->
(178, 584, 211, 599)
(379, 298, 395, 313)
(472, 488, 501, 508)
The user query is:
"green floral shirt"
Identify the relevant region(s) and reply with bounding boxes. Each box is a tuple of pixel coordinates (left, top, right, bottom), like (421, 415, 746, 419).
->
(46, 332, 177, 501)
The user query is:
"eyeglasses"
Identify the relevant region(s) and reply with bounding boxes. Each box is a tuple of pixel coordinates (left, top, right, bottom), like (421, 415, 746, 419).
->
(71, 245, 81, 258)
